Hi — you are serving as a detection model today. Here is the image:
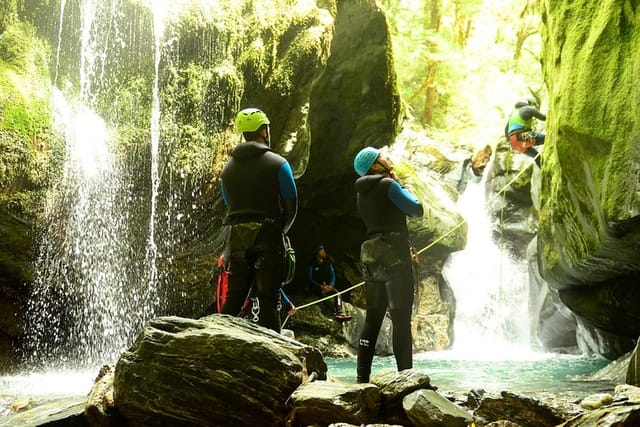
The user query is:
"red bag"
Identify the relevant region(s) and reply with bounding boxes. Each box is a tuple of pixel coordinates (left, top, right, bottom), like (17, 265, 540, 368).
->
(215, 255, 228, 313)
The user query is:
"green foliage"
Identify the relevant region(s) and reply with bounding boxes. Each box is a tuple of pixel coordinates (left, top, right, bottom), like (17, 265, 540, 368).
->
(0, 20, 49, 73)
(0, 0, 19, 33)
(0, 18, 62, 219)
(0, 21, 52, 143)
(102, 76, 152, 130)
(381, 0, 544, 147)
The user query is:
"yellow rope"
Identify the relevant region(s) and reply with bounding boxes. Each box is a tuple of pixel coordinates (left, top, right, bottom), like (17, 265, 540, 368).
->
(280, 150, 540, 330)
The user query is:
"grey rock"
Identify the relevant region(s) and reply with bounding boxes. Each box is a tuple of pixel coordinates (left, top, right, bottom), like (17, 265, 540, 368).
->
(403, 389, 474, 427)
(371, 368, 435, 425)
(290, 380, 381, 426)
(113, 315, 325, 427)
(475, 391, 572, 427)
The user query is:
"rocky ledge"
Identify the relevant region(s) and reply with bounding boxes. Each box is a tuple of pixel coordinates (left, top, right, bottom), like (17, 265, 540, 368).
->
(4, 315, 640, 426)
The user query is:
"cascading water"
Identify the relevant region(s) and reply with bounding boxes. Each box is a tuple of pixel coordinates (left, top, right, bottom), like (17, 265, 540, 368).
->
(24, 0, 168, 369)
(143, 0, 169, 317)
(442, 163, 531, 356)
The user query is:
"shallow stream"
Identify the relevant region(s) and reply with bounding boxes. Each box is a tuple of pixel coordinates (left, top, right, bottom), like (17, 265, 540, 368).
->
(326, 351, 615, 399)
(0, 351, 616, 425)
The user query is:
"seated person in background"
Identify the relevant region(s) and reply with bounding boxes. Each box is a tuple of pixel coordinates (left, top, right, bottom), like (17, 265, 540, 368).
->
(307, 244, 351, 321)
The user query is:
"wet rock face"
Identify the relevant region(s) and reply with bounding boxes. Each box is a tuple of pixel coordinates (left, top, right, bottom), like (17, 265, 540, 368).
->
(538, 0, 640, 341)
(113, 315, 326, 427)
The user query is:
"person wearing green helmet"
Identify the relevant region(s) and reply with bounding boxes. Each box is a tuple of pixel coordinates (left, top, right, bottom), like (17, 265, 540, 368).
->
(504, 98, 546, 167)
(219, 107, 298, 332)
(353, 146, 423, 383)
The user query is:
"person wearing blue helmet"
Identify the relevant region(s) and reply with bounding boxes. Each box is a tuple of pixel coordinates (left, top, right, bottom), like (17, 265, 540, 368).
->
(219, 108, 298, 332)
(353, 146, 423, 383)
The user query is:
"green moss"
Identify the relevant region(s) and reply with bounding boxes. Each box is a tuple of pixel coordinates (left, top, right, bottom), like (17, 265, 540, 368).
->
(0, 0, 19, 33)
(0, 21, 51, 143)
(540, 0, 640, 281)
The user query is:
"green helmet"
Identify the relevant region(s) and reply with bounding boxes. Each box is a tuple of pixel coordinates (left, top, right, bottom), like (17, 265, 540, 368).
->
(235, 108, 270, 133)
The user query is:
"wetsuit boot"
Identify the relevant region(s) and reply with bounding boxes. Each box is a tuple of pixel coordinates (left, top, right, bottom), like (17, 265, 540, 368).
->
(357, 338, 375, 383)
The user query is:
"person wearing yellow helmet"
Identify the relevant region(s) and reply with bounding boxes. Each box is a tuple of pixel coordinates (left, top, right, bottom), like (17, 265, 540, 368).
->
(353, 146, 424, 383)
(234, 107, 272, 142)
(219, 107, 298, 332)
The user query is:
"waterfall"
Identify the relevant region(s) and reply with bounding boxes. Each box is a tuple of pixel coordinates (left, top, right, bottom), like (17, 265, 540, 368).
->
(25, 0, 168, 369)
(53, 0, 66, 86)
(442, 166, 531, 356)
(144, 0, 169, 310)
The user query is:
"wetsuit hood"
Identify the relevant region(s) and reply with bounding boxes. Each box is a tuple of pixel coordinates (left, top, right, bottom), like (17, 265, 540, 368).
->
(355, 174, 385, 193)
(231, 141, 271, 159)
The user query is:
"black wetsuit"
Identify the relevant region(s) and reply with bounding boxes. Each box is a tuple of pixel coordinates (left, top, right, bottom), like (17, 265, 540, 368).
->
(355, 174, 423, 383)
(220, 141, 297, 332)
(307, 258, 342, 314)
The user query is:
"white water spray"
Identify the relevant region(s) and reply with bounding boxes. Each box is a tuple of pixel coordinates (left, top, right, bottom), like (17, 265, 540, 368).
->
(26, 0, 170, 368)
(53, 0, 66, 85)
(145, 0, 169, 302)
(442, 167, 531, 356)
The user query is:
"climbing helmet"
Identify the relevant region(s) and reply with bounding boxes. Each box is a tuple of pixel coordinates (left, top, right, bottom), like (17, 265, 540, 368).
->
(235, 108, 270, 133)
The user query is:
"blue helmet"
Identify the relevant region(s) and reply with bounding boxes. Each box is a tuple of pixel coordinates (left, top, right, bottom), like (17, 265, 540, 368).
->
(354, 147, 380, 176)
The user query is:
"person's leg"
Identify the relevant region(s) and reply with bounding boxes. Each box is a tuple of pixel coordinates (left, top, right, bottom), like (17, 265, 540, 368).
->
(254, 265, 282, 331)
(221, 249, 252, 317)
(386, 263, 415, 371)
(523, 147, 541, 167)
(357, 279, 387, 383)
(389, 307, 412, 370)
(253, 224, 285, 332)
(327, 288, 342, 314)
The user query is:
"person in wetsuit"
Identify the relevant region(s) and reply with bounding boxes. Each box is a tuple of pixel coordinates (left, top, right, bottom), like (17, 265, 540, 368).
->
(219, 108, 298, 332)
(353, 146, 424, 383)
(505, 98, 546, 167)
(307, 244, 350, 320)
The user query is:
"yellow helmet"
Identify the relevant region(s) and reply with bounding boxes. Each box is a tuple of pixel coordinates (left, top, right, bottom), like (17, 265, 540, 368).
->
(235, 108, 270, 133)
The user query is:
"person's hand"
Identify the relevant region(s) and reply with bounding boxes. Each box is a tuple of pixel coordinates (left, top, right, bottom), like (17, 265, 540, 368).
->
(388, 171, 402, 185)
(320, 284, 333, 294)
(287, 305, 297, 316)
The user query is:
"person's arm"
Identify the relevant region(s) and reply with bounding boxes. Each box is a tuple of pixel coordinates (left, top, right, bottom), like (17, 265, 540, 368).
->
(280, 289, 296, 316)
(519, 105, 546, 121)
(280, 289, 292, 307)
(278, 162, 298, 234)
(328, 263, 336, 287)
(388, 181, 424, 218)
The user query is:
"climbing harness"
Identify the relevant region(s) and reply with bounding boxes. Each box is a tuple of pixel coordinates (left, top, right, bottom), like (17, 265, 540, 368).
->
(280, 151, 540, 329)
(282, 234, 296, 286)
(509, 131, 536, 153)
(249, 294, 260, 323)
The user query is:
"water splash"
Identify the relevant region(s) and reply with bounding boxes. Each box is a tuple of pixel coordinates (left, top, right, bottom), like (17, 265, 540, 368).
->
(53, 0, 66, 85)
(442, 165, 530, 356)
(26, 89, 134, 368)
(25, 0, 167, 369)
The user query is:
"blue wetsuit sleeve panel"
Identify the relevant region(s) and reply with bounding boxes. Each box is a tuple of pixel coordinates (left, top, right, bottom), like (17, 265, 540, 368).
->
(278, 162, 298, 234)
(280, 289, 293, 307)
(221, 180, 229, 206)
(329, 264, 336, 286)
(278, 162, 298, 199)
(388, 181, 424, 218)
